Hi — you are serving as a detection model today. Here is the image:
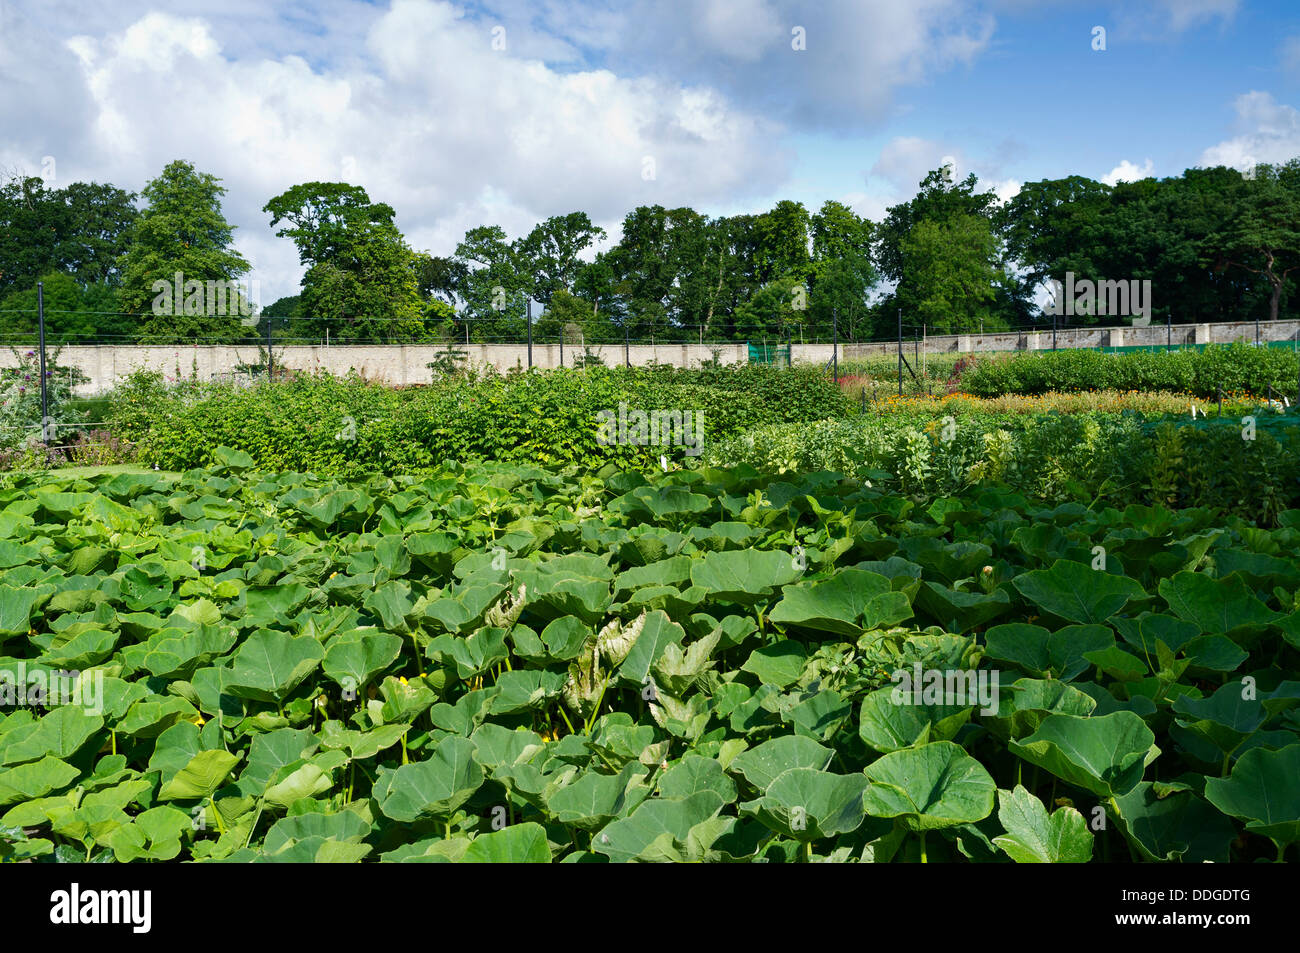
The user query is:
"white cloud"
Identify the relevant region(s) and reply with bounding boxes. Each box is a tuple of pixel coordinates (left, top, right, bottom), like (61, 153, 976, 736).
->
(990, 178, 1022, 204)
(1200, 91, 1300, 174)
(0, 0, 1011, 303)
(869, 136, 962, 192)
(1101, 159, 1154, 186)
(4, 0, 800, 300)
(1155, 0, 1238, 32)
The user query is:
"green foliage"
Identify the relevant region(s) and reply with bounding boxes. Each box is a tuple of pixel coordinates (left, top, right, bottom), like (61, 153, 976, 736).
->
(263, 182, 425, 343)
(960, 343, 1300, 399)
(0, 271, 133, 342)
(0, 456, 1295, 862)
(899, 213, 1003, 334)
(113, 364, 851, 475)
(116, 160, 251, 342)
(0, 175, 138, 300)
(709, 406, 1300, 522)
(0, 348, 86, 451)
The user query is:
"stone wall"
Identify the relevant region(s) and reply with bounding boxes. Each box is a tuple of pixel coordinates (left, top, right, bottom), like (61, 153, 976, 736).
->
(11, 320, 1299, 395)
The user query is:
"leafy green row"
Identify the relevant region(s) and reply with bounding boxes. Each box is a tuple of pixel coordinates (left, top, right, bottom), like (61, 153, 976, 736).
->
(960, 343, 1300, 399)
(105, 364, 850, 475)
(0, 450, 1296, 862)
(707, 410, 1300, 524)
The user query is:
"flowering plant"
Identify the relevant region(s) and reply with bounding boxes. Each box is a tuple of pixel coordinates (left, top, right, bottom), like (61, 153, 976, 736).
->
(0, 347, 88, 450)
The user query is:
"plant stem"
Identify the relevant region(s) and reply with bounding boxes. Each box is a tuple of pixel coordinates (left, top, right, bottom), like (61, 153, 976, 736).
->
(244, 800, 264, 848)
(412, 632, 425, 676)
(209, 796, 227, 836)
(584, 677, 610, 734)
(557, 705, 576, 735)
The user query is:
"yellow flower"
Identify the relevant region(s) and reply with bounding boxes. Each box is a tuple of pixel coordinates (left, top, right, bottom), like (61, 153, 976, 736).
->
(191, 714, 206, 726)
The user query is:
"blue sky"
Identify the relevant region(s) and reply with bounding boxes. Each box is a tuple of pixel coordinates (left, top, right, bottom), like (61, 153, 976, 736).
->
(1, 0, 1297, 301)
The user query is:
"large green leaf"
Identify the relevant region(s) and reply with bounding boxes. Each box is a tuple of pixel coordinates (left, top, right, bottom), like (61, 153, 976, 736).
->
(460, 823, 552, 863)
(323, 630, 403, 690)
(727, 735, 834, 791)
(769, 569, 912, 636)
(1008, 712, 1158, 798)
(225, 629, 325, 704)
(741, 768, 868, 842)
(858, 685, 972, 753)
(861, 742, 996, 830)
(1113, 783, 1238, 862)
(1, 706, 104, 766)
(1204, 744, 1300, 847)
(1013, 560, 1146, 624)
(914, 582, 1011, 633)
(158, 749, 241, 801)
(991, 784, 1092, 863)
(1158, 572, 1279, 636)
(374, 737, 484, 822)
(592, 791, 727, 862)
(689, 549, 803, 604)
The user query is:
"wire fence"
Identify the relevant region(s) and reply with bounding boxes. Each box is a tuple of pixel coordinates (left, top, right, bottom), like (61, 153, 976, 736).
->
(4, 310, 1300, 468)
(9, 304, 1293, 348)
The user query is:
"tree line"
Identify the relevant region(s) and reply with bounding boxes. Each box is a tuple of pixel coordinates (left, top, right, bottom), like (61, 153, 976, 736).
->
(1, 156, 1297, 345)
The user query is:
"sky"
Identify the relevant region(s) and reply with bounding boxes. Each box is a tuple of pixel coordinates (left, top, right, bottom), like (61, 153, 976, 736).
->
(2, 0, 1299, 303)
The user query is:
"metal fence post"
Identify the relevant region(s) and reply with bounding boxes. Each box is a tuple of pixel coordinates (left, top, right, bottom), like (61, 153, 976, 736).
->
(526, 298, 533, 369)
(897, 307, 903, 396)
(832, 307, 838, 382)
(37, 281, 48, 438)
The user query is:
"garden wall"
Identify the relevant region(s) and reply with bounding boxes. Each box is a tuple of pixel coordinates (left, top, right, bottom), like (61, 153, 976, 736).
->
(9, 319, 1300, 395)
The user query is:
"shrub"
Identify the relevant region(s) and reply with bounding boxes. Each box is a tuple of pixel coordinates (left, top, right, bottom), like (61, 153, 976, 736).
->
(0, 348, 86, 450)
(960, 343, 1298, 399)
(707, 408, 1300, 522)
(118, 364, 852, 475)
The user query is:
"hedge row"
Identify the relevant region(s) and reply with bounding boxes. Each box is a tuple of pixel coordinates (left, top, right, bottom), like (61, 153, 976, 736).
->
(706, 408, 1300, 524)
(958, 343, 1300, 399)
(111, 364, 852, 475)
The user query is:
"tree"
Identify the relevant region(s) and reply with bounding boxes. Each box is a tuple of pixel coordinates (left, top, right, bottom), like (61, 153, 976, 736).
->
(898, 214, 1001, 334)
(0, 175, 65, 297)
(809, 200, 876, 340)
(877, 168, 999, 287)
(264, 182, 424, 342)
(572, 253, 622, 339)
(0, 271, 131, 342)
(117, 160, 251, 342)
(996, 175, 1111, 308)
(413, 254, 468, 307)
(733, 276, 807, 342)
(535, 288, 598, 345)
(876, 167, 1007, 333)
(54, 182, 138, 288)
(1209, 161, 1300, 324)
(515, 213, 606, 307)
(262, 295, 302, 320)
(753, 199, 813, 286)
(0, 175, 138, 298)
(453, 224, 528, 343)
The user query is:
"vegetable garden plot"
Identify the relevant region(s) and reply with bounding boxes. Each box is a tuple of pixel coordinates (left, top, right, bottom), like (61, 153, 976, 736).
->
(0, 447, 1297, 862)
